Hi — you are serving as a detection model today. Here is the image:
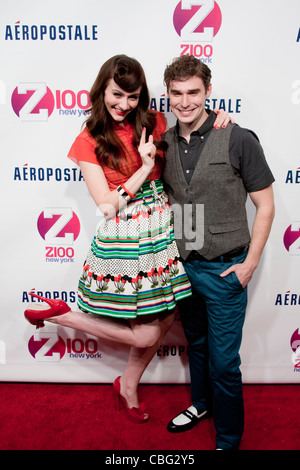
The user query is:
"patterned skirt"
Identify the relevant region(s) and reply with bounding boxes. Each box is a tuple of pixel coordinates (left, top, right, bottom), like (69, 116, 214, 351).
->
(77, 179, 191, 319)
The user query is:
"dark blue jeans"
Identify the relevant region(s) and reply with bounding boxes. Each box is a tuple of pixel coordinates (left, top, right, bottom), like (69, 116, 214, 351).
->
(180, 250, 248, 450)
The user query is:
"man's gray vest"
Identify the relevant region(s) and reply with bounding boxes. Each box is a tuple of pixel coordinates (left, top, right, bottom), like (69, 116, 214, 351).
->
(163, 124, 250, 260)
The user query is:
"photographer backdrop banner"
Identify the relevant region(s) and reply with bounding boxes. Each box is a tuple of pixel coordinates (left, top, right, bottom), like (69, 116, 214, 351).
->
(1, 0, 300, 383)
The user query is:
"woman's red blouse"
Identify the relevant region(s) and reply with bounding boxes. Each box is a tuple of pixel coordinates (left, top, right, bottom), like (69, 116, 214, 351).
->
(68, 111, 166, 190)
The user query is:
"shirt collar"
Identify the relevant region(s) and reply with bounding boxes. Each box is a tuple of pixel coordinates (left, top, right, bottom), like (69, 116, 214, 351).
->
(175, 110, 217, 140)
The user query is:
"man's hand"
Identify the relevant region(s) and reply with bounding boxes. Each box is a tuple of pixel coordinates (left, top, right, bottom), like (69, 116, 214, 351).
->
(220, 261, 255, 288)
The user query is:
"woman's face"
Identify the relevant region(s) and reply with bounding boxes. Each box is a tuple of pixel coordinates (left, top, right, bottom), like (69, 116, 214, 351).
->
(104, 78, 141, 123)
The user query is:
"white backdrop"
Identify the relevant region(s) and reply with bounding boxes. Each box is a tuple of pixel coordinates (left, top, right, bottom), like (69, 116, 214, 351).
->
(1, 0, 300, 383)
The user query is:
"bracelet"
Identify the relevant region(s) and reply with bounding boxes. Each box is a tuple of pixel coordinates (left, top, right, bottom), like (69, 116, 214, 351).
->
(121, 183, 136, 198)
(117, 185, 132, 202)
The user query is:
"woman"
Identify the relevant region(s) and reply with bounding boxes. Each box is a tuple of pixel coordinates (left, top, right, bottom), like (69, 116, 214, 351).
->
(24, 55, 230, 423)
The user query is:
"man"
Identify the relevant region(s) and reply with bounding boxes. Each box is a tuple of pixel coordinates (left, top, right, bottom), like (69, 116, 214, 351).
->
(163, 55, 275, 450)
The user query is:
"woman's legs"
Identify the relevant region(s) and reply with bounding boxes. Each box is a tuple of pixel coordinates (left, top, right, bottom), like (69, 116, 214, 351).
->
(120, 310, 175, 409)
(45, 307, 175, 411)
(48, 309, 162, 349)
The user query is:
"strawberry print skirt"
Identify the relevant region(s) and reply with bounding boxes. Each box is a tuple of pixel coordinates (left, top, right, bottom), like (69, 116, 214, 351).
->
(77, 179, 191, 318)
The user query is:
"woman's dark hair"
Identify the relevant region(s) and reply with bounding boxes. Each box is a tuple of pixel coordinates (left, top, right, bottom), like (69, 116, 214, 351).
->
(85, 54, 165, 173)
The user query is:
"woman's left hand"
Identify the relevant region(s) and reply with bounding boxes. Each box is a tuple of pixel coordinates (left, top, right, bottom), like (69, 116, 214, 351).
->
(138, 127, 156, 166)
(213, 109, 235, 129)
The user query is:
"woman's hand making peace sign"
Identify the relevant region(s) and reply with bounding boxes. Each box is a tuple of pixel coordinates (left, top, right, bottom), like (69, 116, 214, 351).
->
(138, 127, 156, 171)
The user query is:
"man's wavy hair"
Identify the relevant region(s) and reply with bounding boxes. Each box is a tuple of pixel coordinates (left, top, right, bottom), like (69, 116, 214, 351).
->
(164, 55, 212, 92)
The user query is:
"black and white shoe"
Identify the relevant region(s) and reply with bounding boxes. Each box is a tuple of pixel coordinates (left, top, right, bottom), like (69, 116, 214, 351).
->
(167, 406, 209, 433)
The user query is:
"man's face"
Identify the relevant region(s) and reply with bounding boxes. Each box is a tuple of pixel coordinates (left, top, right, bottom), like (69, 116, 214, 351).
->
(168, 76, 212, 129)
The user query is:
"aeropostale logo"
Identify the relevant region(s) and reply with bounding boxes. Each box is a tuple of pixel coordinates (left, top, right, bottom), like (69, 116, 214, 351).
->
(4, 21, 99, 41)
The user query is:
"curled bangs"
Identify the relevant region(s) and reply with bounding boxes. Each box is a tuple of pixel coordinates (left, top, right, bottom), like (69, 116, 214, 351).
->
(113, 58, 145, 93)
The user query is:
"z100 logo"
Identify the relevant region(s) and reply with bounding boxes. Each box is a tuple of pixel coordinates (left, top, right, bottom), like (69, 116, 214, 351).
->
(173, 0, 222, 62)
(28, 331, 101, 362)
(283, 222, 300, 255)
(37, 208, 80, 263)
(291, 329, 300, 371)
(11, 82, 90, 121)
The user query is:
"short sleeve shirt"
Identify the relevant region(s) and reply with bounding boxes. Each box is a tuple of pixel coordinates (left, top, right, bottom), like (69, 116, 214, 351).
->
(68, 111, 166, 190)
(177, 112, 275, 193)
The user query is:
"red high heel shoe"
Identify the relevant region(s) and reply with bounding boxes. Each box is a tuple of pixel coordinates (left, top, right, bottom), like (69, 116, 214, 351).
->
(24, 293, 71, 329)
(113, 376, 149, 423)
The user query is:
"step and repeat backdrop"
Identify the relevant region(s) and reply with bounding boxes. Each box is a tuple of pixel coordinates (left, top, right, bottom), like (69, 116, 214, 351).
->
(1, 0, 300, 383)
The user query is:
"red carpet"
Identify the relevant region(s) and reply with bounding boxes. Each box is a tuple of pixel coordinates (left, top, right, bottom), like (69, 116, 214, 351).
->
(0, 383, 299, 451)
